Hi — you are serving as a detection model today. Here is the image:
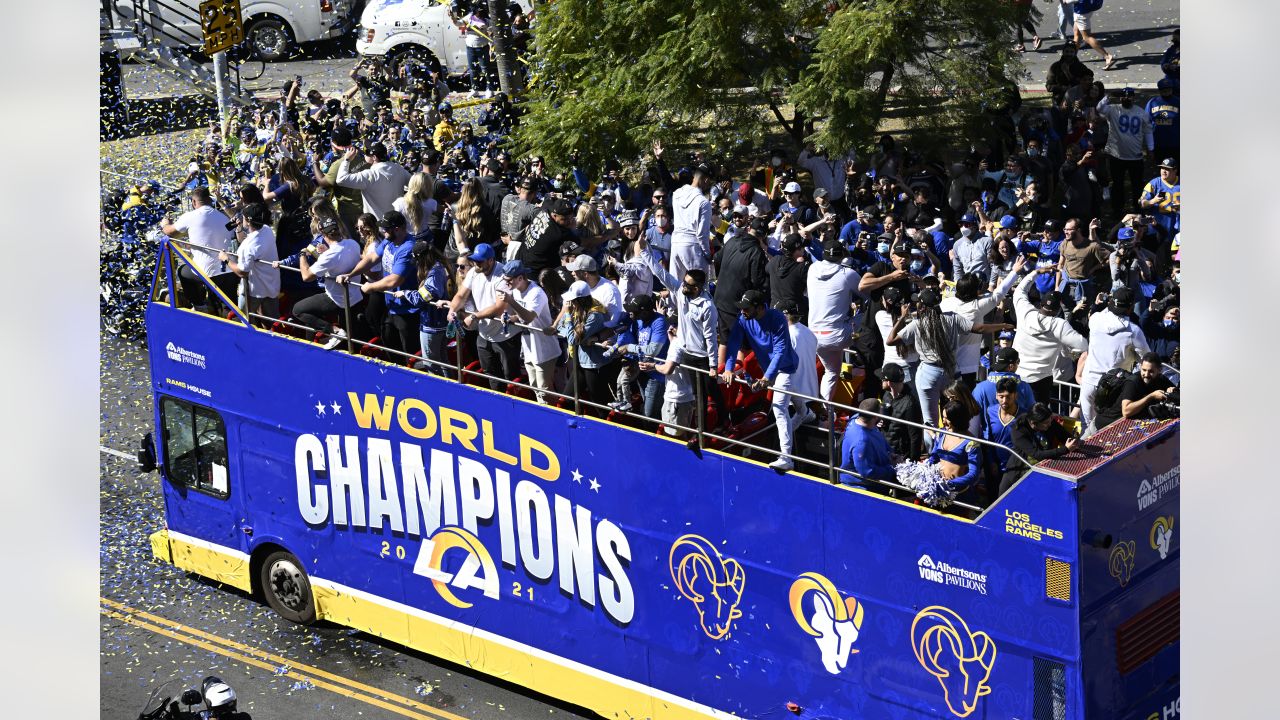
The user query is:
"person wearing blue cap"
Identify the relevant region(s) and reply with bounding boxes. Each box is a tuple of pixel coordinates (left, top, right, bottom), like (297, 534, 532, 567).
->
(952, 212, 993, 282)
(496, 260, 562, 403)
(448, 243, 523, 390)
(838, 398, 897, 492)
(1108, 224, 1157, 322)
(1139, 159, 1180, 242)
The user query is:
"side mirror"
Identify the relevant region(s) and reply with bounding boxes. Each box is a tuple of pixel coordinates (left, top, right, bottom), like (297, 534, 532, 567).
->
(138, 432, 157, 473)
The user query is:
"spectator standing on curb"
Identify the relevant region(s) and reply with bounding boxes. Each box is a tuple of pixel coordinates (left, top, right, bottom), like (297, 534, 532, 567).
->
(1072, 0, 1117, 70)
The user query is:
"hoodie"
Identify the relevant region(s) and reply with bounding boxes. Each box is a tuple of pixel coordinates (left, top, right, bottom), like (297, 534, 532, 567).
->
(806, 259, 862, 338)
(714, 234, 768, 315)
(1081, 309, 1150, 387)
(671, 183, 711, 249)
(768, 254, 809, 317)
(1011, 272, 1088, 383)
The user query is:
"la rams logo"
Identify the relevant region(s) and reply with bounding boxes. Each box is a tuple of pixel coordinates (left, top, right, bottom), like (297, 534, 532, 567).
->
(412, 526, 499, 608)
(789, 572, 864, 674)
(911, 606, 997, 718)
(1109, 540, 1137, 587)
(668, 534, 745, 640)
(1149, 516, 1175, 560)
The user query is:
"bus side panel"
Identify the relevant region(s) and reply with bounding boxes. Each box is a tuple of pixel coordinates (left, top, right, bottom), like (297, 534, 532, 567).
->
(1077, 423, 1179, 720)
(146, 307, 1087, 720)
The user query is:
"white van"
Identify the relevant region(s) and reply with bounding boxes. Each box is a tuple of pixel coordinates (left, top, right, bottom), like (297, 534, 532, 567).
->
(355, 0, 530, 78)
(108, 0, 358, 61)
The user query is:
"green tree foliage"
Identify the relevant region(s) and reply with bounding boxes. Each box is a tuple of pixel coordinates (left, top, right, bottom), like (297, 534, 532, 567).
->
(514, 0, 1022, 167)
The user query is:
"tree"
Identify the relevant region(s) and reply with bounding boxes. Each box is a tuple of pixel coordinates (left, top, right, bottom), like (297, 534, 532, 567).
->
(790, 0, 1022, 155)
(513, 0, 1023, 168)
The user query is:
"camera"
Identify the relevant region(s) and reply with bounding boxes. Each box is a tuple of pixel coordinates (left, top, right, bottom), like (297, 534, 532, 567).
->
(1148, 386, 1180, 420)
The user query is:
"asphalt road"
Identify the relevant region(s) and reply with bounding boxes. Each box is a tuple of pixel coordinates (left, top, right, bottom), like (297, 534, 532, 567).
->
(120, 0, 1179, 102)
(99, 336, 592, 720)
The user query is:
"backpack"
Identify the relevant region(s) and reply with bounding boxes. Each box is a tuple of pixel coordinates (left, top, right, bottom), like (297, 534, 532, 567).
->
(1076, 0, 1104, 14)
(1094, 368, 1130, 408)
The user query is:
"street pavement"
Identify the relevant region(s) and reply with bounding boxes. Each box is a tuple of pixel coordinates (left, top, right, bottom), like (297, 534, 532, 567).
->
(99, 336, 591, 720)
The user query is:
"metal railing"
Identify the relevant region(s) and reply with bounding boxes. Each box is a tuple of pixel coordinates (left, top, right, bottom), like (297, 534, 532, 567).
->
(159, 241, 1053, 516)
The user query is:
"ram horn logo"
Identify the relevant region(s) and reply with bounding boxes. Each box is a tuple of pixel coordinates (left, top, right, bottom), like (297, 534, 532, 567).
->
(1149, 516, 1175, 560)
(789, 572, 864, 674)
(1109, 540, 1137, 587)
(911, 606, 997, 718)
(668, 534, 745, 640)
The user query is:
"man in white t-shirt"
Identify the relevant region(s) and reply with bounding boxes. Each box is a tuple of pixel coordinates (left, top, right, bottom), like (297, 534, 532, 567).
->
(218, 203, 280, 318)
(567, 255, 625, 328)
(161, 186, 237, 312)
(496, 260, 561, 403)
(288, 218, 366, 349)
(449, 243, 523, 390)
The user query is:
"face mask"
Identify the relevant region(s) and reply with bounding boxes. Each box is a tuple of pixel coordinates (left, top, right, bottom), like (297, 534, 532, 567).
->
(959, 227, 973, 238)
(771, 156, 783, 168)
(1173, 272, 1181, 285)
(876, 242, 891, 255)
(1162, 319, 1178, 328)
(910, 261, 926, 273)
(551, 179, 563, 190)
(1027, 147, 1041, 157)
(655, 217, 669, 229)
(721, 211, 733, 221)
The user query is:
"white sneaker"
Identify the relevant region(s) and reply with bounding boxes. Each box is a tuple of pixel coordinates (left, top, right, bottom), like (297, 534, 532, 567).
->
(322, 328, 347, 350)
(769, 457, 794, 472)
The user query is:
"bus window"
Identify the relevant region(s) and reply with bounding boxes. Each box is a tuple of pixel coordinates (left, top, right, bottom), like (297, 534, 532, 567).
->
(160, 397, 229, 498)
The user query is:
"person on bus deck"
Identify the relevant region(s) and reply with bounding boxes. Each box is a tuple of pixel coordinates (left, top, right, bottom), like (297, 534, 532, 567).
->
(161, 186, 238, 313)
(1011, 268, 1088, 403)
(972, 347, 1036, 416)
(336, 141, 412, 219)
(876, 363, 924, 461)
(393, 241, 451, 376)
(495, 260, 563, 404)
(807, 240, 863, 402)
(218, 203, 281, 320)
(557, 280, 616, 408)
(604, 293, 668, 418)
(1078, 287, 1150, 429)
(566, 255, 626, 329)
(927, 401, 984, 506)
(445, 243, 524, 390)
(999, 402, 1080, 495)
(338, 210, 420, 355)
(287, 216, 366, 350)
(779, 301, 822, 424)
(839, 398, 897, 492)
(1119, 352, 1177, 421)
(645, 320, 697, 439)
(984, 377, 1023, 484)
(721, 289, 802, 472)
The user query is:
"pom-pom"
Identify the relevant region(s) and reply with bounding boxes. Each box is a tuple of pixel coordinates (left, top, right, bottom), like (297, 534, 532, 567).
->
(895, 460, 957, 509)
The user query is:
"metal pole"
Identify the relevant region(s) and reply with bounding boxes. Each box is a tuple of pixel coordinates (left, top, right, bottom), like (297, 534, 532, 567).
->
(827, 412, 837, 484)
(695, 370, 705, 450)
(453, 327, 465, 382)
(342, 282, 353, 354)
(212, 50, 232, 127)
(571, 352, 581, 417)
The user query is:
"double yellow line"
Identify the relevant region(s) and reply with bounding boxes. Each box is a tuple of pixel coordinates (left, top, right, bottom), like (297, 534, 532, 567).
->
(100, 597, 469, 720)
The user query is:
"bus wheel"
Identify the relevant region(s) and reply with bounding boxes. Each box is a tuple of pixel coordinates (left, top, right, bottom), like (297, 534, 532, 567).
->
(260, 550, 317, 624)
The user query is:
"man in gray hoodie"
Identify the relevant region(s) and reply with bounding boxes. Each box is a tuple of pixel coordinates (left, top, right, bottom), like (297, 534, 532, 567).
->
(806, 241, 863, 401)
(670, 164, 714, 282)
(1078, 288, 1150, 433)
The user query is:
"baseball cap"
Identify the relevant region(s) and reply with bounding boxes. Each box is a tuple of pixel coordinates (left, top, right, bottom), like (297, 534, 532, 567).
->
(735, 288, 767, 310)
(567, 255, 598, 272)
(549, 197, 576, 216)
(774, 300, 801, 317)
(960, 213, 978, 224)
(992, 346, 1020, 371)
(240, 203, 269, 225)
(781, 234, 807, 254)
(624, 294, 655, 314)
(378, 210, 408, 230)
(1042, 219, 1059, 233)
(813, 187, 829, 201)
(499, 260, 530, 278)
(562, 280, 592, 303)
(916, 287, 942, 307)
(1158, 157, 1178, 170)
(330, 127, 353, 147)
(618, 209, 639, 228)
(999, 215, 1019, 229)
(366, 142, 389, 160)
(559, 240, 583, 257)
(1117, 226, 1136, 241)
(1157, 77, 1176, 90)
(516, 176, 535, 190)
(783, 181, 802, 194)
(737, 183, 753, 203)
(1038, 290, 1063, 313)
(317, 216, 339, 233)
(1120, 87, 1136, 97)
(467, 243, 496, 262)
(485, 158, 503, 174)
(997, 329, 1015, 341)
(822, 239, 847, 261)
(890, 241, 914, 257)
(875, 364, 905, 383)
(1110, 286, 1136, 308)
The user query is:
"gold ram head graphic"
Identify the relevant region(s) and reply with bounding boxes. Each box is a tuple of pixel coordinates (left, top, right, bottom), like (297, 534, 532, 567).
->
(669, 534, 746, 640)
(911, 606, 997, 718)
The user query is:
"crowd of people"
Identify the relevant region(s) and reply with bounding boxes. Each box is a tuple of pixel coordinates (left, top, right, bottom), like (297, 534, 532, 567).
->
(127, 24, 1179, 512)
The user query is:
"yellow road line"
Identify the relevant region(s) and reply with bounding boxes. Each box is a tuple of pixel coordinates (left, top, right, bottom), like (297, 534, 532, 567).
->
(100, 598, 468, 720)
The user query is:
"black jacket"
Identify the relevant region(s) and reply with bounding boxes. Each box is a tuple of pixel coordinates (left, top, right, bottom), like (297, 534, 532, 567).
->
(767, 254, 809, 316)
(881, 383, 923, 460)
(478, 175, 511, 238)
(519, 211, 572, 273)
(714, 234, 768, 313)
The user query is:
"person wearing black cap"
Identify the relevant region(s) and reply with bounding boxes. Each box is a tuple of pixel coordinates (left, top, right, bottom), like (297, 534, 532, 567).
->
(887, 286, 1011, 432)
(838, 398, 897, 491)
(1146, 79, 1180, 166)
(339, 210, 420, 354)
(876, 363, 923, 461)
(518, 197, 578, 274)
(162, 186, 239, 313)
(1078, 287, 1150, 429)
(713, 213, 769, 346)
(1011, 268, 1088, 402)
(495, 260, 562, 402)
(218, 203, 281, 319)
(767, 233, 810, 319)
(972, 347, 1036, 416)
(722, 289, 801, 471)
(855, 239, 921, 375)
(500, 176, 540, 255)
(290, 217, 366, 349)
(605, 294, 669, 418)
(336, 140, 411, 219)
(999, 402, 1079, 495)
(311, 126, 368, 235)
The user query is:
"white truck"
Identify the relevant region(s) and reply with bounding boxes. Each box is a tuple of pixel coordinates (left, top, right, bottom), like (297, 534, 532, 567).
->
(106, 0, 358, 61)
(355, 0, 530, 79)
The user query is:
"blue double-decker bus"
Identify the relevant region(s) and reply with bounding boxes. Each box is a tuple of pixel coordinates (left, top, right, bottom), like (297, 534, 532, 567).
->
(143, 238, 1179, 720)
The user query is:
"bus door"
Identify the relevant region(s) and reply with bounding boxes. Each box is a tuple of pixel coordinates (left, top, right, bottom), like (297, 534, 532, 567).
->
(158, 395, 244, 554)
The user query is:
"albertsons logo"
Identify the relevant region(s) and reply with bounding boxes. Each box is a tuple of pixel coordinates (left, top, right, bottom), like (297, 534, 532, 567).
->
(917, 554, 987, 595)
(165, 342, 207, 370)
(1137, 467, 1179, 511)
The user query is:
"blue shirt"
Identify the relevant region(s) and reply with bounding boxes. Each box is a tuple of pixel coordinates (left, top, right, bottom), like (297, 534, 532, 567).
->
(402, 262, 450, 332)
(724, 308, 798, 381)
(1145, 95, 1179, 148)
(984, 404, 1018, 473)
(1141, 177, 1180, 235)
(380, 238, 419, 315)
(972, 371, 1036, 415)
(1019, 237, 1063, 293)
(618, 314, 670, 377)
(839, 421, 896, 486)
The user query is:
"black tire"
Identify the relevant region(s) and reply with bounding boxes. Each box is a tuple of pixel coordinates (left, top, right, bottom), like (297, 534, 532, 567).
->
(259, 550, 317, 624)
(246, 17, 294, 62)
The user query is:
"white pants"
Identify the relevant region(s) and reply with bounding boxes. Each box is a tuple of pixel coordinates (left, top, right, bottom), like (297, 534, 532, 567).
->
(669, 241, 708, 286)
(1078, 378, 1099, 433)
(770, 374, 805, 457)
(813, 328, 850, 401)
